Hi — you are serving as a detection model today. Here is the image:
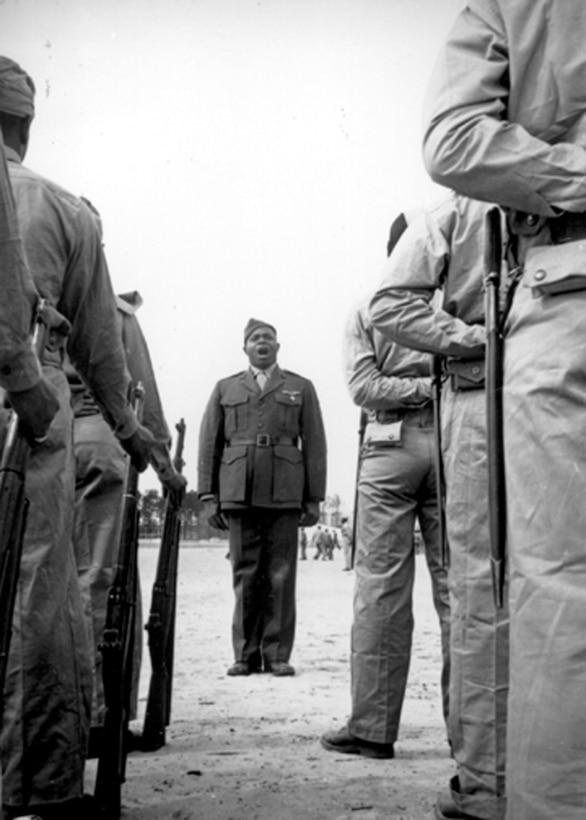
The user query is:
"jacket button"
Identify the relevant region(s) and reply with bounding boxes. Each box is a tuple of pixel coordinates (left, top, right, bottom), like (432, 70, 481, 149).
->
(534, 269, 547, 281)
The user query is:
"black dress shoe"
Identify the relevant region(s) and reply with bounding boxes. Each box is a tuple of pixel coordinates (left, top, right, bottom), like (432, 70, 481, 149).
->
(266, 661, 295, 677)
(227, 661, 252, 676)
(320, 726, 394, 759)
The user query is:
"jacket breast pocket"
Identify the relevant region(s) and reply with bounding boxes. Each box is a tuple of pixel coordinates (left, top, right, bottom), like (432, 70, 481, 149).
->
(221, 394, 249, 435)
(526, 240, 586, 296)
(275, 391, 302, 432)
(219, 445, 248, 502)
(272, 445, 304, 503)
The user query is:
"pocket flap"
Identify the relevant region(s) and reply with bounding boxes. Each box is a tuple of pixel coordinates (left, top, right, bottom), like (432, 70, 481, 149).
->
(274, 444, 302, 464)
(525, 240, 586, 296)
(275, 391, 302, 406)
(221, 444, 248, 465)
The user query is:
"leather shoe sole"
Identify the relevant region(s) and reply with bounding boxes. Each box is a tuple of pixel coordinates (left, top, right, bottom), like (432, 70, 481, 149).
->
(433, 794, 483, 819)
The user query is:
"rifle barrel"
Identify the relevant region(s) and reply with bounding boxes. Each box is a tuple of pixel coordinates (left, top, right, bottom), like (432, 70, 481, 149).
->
(484, 208, 506, 609)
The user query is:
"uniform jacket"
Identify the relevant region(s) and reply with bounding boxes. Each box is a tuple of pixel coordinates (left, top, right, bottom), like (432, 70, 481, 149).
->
(67, 291, 171, 446)
(6, 147, 136, 439)
(344, 301, 432, 412)
(422, 0, 586, 216)
(0, 143, 40, 392)
(198, 365, 327, 510)
(370, 194, 491, 360)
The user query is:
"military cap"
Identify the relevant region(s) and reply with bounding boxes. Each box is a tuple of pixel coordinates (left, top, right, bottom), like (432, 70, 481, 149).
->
(244, 318, 277, 343)
(0, 56, 35, 118)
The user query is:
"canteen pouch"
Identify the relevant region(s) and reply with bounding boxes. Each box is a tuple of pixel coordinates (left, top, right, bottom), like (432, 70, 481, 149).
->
(525, 240, 586, 296)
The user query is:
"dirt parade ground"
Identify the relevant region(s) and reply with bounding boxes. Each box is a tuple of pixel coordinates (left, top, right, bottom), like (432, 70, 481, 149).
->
(84, 541, 454, 820)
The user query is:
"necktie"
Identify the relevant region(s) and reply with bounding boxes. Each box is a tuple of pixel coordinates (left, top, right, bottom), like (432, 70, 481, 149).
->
(256, 371, 268, 392)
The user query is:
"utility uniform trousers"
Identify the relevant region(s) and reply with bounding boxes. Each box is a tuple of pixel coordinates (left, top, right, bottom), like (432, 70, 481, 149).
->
(441, 386, 509, 820)
(73, 412, 142, 727)
(504, 259, 586, 820)
(227, 509, 299, 667)
(348, 408, 450, 746)
(1, 366, 92, 809)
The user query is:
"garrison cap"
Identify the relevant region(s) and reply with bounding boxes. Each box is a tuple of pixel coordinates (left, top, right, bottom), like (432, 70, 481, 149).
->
(386, 211, 408, 257)
(0, 57, 35, 119)
(244, 318, 277, 343)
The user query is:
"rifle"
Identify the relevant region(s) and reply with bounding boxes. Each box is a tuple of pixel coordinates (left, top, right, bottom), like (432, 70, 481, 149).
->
(94, 382, 145, 818)
(484, 207, 507, 609)
(431, 355, 449, 568)
(141, 418, 186, 751)
(0, 301, 48, 705)
(349, 409, 368, 569)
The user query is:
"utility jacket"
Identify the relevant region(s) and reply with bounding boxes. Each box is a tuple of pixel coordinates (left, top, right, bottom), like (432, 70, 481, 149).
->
(0, 141, 40, 392)
(370, 193, 491, 361)
(423, 0, 586, 215)
(198, 365, 327, 510)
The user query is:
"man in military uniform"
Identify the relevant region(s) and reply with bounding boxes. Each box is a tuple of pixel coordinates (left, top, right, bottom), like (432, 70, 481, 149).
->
(198, 318, 327, 677)
(69, 288, 186, 756)
(321, 221, 450, 760)
(370, 194, 508, 820)
(0, 56, 155, 819)
(422, 3, 586, 818)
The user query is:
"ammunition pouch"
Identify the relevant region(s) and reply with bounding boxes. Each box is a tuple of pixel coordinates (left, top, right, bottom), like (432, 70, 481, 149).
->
(446, 358, 485, 392)
(526, 240, 586, 297)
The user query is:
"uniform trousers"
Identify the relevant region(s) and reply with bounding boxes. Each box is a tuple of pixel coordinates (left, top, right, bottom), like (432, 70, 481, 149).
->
(73, 412, 142, 727)
(1, 365, 92, 809)
(504, 264, 586, 819)
(348, 407, 450, 745)
(441, 385, 509, 820)
(227, 509, 299, 668)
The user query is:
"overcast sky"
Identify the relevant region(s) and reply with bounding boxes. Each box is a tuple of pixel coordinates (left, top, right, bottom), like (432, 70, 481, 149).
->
(3, 0, 464, 510)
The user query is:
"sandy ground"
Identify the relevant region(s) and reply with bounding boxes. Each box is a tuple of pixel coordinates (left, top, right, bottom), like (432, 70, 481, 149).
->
(85, 541, 453, 820)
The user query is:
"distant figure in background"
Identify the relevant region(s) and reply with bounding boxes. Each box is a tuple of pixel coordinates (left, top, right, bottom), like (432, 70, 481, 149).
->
(321, 214, 450, 761)
(68, 285, 186, 756)
(322, 528, 335, 561)
(311, 525, 328, 560)
(198, 318, 327, 678)
(299, 527, 308, 560)
(340, 516, 353, 571)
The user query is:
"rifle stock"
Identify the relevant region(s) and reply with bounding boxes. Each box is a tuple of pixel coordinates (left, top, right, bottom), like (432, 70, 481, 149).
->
(94, 382, 145, 818)
(141, 418, 186, 751)
(484, 207, 507, 609)
(0, 301, 48, 708)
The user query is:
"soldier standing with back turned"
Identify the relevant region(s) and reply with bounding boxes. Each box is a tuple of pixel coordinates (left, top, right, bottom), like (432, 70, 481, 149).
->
(422, 3, 586, 818)
(0, 56, 156, 820)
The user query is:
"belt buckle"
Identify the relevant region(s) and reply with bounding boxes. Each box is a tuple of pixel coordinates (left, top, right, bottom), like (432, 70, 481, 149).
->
(256, 434, 271, 447)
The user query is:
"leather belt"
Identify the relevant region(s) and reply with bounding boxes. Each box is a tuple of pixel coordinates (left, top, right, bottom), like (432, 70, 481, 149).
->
(227, 435, 298, 447)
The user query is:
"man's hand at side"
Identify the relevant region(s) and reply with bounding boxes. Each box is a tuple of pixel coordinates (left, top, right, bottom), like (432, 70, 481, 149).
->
(8, 376, 60, 446)
(300, 501, 320, 527)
